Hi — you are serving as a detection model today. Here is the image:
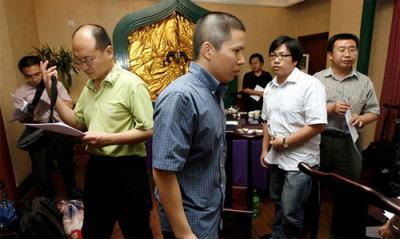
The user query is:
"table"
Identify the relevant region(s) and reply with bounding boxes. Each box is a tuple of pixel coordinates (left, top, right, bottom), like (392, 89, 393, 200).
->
(223, 115, 265, 237)
(225, 113, 267, 209)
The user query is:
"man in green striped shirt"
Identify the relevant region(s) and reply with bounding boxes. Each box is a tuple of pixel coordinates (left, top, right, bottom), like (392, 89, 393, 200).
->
(314, 33, 380, 238)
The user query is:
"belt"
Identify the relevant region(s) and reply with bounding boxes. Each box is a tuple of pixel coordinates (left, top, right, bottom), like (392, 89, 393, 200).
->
(322, 130, 349, 138)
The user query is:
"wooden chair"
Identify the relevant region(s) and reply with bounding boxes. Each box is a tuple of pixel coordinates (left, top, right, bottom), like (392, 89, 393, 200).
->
(298, 162, 400, 237)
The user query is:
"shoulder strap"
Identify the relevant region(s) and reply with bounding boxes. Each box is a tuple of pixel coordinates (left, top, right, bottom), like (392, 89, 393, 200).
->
(26, 81, 45, 123)
(26, 76, 59, 123)
(47, 76, 58, 123)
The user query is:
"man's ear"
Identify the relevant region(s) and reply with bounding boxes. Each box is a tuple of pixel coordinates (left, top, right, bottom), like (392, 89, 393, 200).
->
(105, 45, 114, 59)
(327, 52, 333, 61)
(201, 42, 214, 60)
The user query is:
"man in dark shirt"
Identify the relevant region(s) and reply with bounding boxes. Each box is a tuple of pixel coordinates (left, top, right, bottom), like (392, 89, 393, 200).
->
(242, 53, 272, 111)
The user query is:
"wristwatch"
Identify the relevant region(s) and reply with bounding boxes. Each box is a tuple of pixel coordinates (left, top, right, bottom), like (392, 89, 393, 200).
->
(283, 138, 289, 148)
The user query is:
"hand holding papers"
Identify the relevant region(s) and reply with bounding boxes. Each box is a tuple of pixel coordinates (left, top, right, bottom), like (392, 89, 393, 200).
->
(250, 84, 264, 102)
(9, 94, 50, 122)
(25, 122, 85, 137)
(344, 109, 358, 143)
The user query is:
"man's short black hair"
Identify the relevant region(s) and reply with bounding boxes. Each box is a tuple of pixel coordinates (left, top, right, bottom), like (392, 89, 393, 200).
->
(249, 53, 264, 64)
(193, 12, 246, 61)
(327, 33, 359, 52)
(269, 36, 303, 67)
(18, 55, 41, 73)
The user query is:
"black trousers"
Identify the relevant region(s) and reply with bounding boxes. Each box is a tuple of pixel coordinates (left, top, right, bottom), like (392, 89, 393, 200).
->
(320, 133, 368, 238)
(81, 154, 153, 238)
(28, 133, 76, 199)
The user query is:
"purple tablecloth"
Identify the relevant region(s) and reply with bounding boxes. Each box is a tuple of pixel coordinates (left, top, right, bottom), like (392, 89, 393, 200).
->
(145, 138, 269, 189)
(232, 139, 269, 190)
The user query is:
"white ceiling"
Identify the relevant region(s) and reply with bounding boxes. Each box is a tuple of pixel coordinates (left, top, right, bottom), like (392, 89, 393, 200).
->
(192, 0, 306, 7)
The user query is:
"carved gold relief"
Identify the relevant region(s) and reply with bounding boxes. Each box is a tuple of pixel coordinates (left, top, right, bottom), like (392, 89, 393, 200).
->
(128, 12, 195, 100)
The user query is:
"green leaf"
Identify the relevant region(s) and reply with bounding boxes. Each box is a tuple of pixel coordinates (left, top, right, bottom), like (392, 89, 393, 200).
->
(31, 44, 80, 92)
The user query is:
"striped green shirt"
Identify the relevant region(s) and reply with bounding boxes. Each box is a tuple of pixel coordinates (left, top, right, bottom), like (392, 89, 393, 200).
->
(314, 67, 380, 133)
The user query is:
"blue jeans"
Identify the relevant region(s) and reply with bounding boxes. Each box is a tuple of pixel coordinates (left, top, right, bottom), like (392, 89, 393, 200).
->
(269, 164, 315, 239)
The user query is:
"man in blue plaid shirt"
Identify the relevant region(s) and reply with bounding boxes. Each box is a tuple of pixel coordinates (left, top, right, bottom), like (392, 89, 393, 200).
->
(152, 12, 246, 239)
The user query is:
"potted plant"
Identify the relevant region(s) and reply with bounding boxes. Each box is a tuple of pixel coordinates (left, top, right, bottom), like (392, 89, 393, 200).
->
(31, 44, 79, 92)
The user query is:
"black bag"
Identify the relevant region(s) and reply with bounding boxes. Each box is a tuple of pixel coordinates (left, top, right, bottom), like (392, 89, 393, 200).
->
(19, 197, 67, 238)
(363, 141, 399, 170)
(17, 127, 50, 152)
(17, 76, 58, 151)
(362, 103, 400, 197)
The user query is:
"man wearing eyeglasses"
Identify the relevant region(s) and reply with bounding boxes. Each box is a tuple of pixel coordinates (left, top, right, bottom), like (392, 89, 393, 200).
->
(14, 55, 84, 203)
(41, 24, 154, 238)
(259, 36, 327, 239)
(313, 33, 380, 238)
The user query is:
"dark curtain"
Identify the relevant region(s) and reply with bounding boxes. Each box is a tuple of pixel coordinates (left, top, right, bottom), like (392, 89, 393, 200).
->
(0, 107, 19, 202)
(374, 0, 400, 142)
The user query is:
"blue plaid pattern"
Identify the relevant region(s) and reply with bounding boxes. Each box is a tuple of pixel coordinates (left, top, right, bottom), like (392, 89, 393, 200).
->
(153, 62, 227, 239)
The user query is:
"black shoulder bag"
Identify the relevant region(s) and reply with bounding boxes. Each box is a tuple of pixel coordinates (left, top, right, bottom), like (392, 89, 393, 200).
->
(17, 76, 58, 151)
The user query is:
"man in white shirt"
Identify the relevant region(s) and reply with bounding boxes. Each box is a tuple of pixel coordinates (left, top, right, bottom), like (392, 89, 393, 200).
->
(259, 36, 327, 239)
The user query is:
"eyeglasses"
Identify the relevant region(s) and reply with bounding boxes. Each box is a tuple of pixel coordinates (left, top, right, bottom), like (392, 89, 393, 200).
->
(24, 72, 42, 80)
(73, 54, 100, 66)
(269, 54, 292, 61)
(336, 47, 358, 55)
(73, 46, 110, 66)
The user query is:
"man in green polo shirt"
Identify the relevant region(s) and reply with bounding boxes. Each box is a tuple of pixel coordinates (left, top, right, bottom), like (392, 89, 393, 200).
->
(41, 24, 154, 238)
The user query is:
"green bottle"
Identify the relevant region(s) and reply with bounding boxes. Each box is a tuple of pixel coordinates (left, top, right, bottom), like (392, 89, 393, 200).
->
(252, 188, 259, 218)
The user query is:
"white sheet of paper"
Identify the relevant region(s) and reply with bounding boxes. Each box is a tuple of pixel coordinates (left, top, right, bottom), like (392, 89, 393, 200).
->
(9, 95, 29, 122)
(365, 226, 383, 238)
(12, 94, 29, 111)
(382, 197, 400, 220)
(9, 94, 51, 123)
(9, 109, 27, 123)
(345, 109, 359, 143)
(250, 85, 264, 102)
(25, 122, 85, 137)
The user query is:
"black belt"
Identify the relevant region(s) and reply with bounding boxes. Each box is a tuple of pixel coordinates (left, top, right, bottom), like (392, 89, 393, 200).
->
(90, 154, 146, 163)
(322, 130, 349, 138)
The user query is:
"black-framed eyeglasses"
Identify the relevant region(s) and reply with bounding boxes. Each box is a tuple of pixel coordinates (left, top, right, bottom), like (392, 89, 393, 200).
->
(269, 54, 292, 61)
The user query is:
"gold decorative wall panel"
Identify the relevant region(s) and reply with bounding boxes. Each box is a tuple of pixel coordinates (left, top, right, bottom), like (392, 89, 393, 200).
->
(128, 12, 195, 100)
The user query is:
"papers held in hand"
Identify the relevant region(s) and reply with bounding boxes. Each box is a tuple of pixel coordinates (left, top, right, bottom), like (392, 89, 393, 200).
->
(24, 122, 85, 137)
(344, 109, 359, 143)
(9, 94, 51, 122)
(250, 85, 264, 102)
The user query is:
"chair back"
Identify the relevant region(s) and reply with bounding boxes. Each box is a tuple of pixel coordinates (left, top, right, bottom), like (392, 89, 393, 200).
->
(298, 162, 400, 216)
